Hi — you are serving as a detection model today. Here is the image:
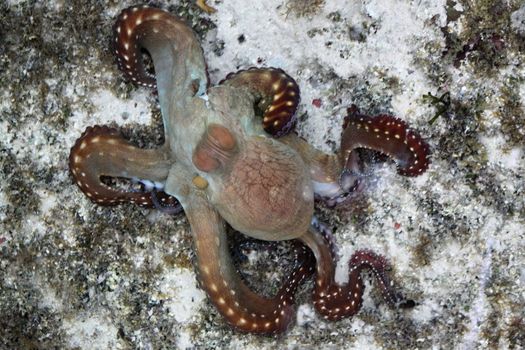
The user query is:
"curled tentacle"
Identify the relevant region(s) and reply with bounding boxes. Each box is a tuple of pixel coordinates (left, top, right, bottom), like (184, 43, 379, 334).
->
(280, 105, 430, 206)
(300, 222, 414, 320)
(341, 106, 430, 177)
(69, 126, 176, 208)
(220, 67, 300, 137)
(186, 194, 314, 335)
(113, 6, 155, 88)
(113, 5, 208, 118)
(150, 189, 184, 214)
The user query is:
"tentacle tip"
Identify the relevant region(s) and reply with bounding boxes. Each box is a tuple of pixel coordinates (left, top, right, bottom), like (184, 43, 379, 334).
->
(339, 169, 364, 197)
(150, 189, 183, 215)
(396, 149, 431, 177)
(342, 105, 362, 130)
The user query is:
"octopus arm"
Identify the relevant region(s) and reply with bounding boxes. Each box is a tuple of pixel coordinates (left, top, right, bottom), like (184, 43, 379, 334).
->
(220, 68, 300, 137)
(279, 107, 430, 205)
(279, 134, 342, 184)
(185, 194, 314, 334)
(300, 223, 414, 320)
(341, 106, 430, 177)
(69, 125, 176, 208)
(113, 6, 208, 115)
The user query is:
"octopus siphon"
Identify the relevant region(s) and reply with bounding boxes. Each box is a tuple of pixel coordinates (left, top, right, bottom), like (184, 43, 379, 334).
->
(69, 5, 430, 334)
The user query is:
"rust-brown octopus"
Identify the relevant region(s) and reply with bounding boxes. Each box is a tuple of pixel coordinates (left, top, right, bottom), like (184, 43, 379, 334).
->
(69, 5, 430, 335)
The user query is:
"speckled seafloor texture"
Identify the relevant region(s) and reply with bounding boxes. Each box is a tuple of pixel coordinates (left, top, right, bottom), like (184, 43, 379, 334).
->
(1, 0, 524, 349)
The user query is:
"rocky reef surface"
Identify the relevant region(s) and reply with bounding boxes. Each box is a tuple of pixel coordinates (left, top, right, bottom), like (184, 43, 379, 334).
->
(1, 0, 523, 349)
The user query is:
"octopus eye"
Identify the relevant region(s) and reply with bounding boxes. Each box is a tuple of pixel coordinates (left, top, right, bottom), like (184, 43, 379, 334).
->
(192, 124, 237, 172)
(193, 147, 220, 172)
(207, 124, 237, 151)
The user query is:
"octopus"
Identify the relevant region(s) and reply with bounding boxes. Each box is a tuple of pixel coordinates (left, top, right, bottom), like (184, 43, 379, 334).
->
(69, 5, 430, 335)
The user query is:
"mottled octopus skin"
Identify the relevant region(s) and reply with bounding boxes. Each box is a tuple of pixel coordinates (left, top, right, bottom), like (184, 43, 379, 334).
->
(69, 5, 430, 335)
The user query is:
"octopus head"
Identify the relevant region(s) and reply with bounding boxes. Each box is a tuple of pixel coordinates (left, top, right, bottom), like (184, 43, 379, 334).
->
(192, 124, 313, 241)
